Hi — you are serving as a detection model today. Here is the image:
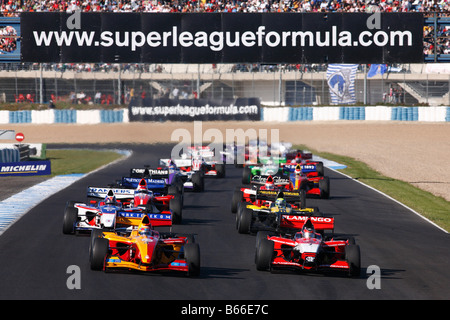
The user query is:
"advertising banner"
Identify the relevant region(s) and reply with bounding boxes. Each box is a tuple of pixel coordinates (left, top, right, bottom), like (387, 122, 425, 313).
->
(21, 12, 424, 64)
(129, 97, 260, 121)
(0, 160, 51, 177)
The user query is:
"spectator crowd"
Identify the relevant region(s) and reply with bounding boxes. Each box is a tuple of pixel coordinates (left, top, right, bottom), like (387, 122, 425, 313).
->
(0, 0, 448, 15)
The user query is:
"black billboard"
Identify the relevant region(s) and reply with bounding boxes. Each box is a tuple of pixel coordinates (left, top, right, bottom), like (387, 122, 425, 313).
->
(128, 97, 261, 122)
(21, 12, 424, 64)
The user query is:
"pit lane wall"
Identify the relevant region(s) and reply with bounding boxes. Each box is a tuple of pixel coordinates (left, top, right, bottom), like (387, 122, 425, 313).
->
(0, 106, 449, 124)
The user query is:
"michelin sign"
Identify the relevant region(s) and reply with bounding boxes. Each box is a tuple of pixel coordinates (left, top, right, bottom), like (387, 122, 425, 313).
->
(0, 160, 51, 176)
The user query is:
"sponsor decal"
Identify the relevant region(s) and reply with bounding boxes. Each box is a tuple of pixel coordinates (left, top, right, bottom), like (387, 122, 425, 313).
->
(0, 160, 51, 176)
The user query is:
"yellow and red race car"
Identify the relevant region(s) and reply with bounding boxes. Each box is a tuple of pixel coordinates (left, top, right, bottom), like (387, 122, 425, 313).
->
(89, 215, 200, 276)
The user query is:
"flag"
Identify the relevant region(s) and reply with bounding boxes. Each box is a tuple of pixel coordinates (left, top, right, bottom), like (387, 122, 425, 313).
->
(326, 64, 358, 105)
(367, 64, 387, 78)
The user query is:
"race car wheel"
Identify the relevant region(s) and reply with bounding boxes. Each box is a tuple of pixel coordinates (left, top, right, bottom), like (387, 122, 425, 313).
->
(192, 172, 204, 192)
(231, 189, 243, 213)
(345, 244, 361, 277)
(298, 189, 307, 209)
(319, 176, 330, 199)
(316, 162, 324, 176)
(89, 229, 104, 260)
(242, 167, 251, 184)
(237, 207, 252, 234)
(90, 238, 109, 271)
(169, 195, 183, 224)
(256, 239, 274, 271)
(62, 205, 78, 234)
(215, 164, 225, 178)
(184, 243, 200, 277)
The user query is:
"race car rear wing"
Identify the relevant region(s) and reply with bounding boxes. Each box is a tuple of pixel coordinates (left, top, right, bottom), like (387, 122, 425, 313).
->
(283, 163, 318, 174)
(280, 214, 334, 231)
(160, 158, 192, 168)
(116, 210, 173, 227)
(250, 175, 290, 186)
(130, 167, 170, 179)
(256, 190, 301, 203)
(87, 186, 135, 200)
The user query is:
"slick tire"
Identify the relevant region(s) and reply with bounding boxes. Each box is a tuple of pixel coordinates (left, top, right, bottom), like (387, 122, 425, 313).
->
(316, 161, 324, 176)
(255, 239, 274, 271)
(62, 205, 78, 235)
(90, 238, 109, 271)
(215, 164, 225, 178)
(184, 243, 201, 277)
(237, 207, 252, 234)
(192, 172, 204, 192)
(345, 244, 361, 277)
(89, 229, 104, 261)
(170, 195, 183, 224)
(231, 189, 243, 213)
(242, 166, 251, 184)
(319, 176, 330, 199)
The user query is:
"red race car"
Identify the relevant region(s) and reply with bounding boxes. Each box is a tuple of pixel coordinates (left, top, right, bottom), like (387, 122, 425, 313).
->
(255, 218, 361, 277)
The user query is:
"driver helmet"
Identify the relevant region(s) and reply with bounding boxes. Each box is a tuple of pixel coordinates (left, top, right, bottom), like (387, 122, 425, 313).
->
(302, 224, 315, 239)
(275, 198, 286, 209)
(104, 195, 117, 205)
(265, 179, 274, 190)
(138, 226, 152, 237)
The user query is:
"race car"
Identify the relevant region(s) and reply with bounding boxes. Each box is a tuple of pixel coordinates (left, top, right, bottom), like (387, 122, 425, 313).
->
(113, 167, 183, 198)
(159, 158, 205, 192)
(231, 175, 302, 213)
(284, 149, 325, 176)
(186, 145, 226, 178)
(255, 218, 361, 277)
(241, 156, 287, 184)
(236, 190, 331, 235)
(89, 215, 200, 276)
(284, 163, 330, 199)
(62, 190, 123, 235)
(128, 166, 185, 195)
(62, 180, 182, 235)
(87, 178, 183, 224)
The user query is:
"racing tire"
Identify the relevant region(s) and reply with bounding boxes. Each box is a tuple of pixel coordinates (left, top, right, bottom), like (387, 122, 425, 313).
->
(316, 162, 324, 176)
(255, 239, 274, 271)
(298, 189, 307, 209)
(192, 172, 204, 192)
(231, 189, 243, 213)
(90, 238, 109, 271)
(62, 205, 78, 235)
(89, 229, 104, 260)
(242, 167, 251, 184)
(169, 195, 183, 224)
(167, 185, 179, 196)
(215, 164, 225, 178)
(236, 203, 244, 229)
(237, 207, 252, 234)
(319, 176, 330, 199)
(345, 244, 361, 277)
(184, 243, 201, 277)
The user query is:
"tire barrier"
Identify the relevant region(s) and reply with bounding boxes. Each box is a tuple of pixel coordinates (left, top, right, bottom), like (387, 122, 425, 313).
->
(0, 144, 20, 163)
(0, 106, 448, 123)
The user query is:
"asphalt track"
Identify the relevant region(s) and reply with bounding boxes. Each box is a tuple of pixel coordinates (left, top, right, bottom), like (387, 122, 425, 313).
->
(0, 143, 448, 305)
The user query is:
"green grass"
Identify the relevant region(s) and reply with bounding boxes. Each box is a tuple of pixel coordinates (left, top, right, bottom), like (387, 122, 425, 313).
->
(295, 145, 450, 233)
(44, 149, 125, 177)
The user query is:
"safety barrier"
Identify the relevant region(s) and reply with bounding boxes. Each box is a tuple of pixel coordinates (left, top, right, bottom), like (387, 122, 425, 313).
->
(263, 106, 450, 122)
(0, 144, 20, 163)
(0, 107, 448, 123)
